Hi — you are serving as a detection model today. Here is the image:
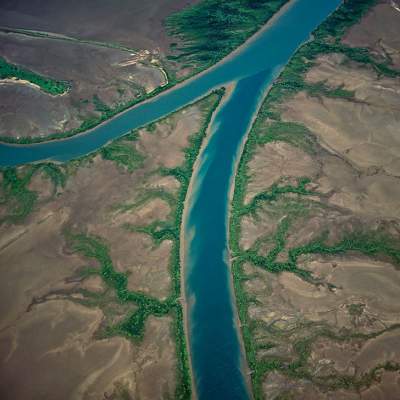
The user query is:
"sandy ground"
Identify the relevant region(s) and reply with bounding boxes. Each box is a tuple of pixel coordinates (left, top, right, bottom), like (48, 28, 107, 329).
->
(0, 32, 166, 138)
(235, 2, 400, 398)
(0, 0, 203, 139)
(0, 94, 219, 399)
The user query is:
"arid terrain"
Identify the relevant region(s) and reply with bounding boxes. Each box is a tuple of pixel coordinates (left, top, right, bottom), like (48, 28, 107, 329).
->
(0, 0, 199, 139)
(2, 0, 400, 399)
(0, 92, 221, 399)
(231, 1, 400, 399)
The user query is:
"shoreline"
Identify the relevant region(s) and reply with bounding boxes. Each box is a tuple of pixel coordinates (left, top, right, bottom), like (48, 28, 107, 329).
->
(180, 83, 235, 400)
(180, 76, 272, 400)
(179, 2, 299, 398)
(225, 79, 275, 397)
(0, 0, 296, 148)
(225, 1, 345, 397)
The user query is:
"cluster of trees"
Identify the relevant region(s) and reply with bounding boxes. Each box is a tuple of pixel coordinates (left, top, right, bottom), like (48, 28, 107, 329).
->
(166, 0, 289, 71)
(0, 163, 66, 223)
(100, 142, 145, 172)
(228, 0, 400, 396)
(0, 57, 70, 95)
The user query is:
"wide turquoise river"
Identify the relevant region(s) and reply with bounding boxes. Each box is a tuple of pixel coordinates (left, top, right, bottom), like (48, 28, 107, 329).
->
(0, 0, 341, 398)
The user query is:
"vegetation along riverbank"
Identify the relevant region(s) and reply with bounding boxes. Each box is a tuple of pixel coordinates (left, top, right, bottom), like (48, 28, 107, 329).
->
(0, 89, 223, 399)
(0, 0, 290, 144)
(230, 0, 400, 398)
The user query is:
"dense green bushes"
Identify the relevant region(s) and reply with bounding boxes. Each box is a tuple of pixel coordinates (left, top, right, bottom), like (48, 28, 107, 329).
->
(0, 163, 66, 223)
(100, 142, 145, 172)
(228, 0, 400, 397)
(0, 57, 70, 95)
(166, 0, 289, 71)
(66, 90, 225, 400)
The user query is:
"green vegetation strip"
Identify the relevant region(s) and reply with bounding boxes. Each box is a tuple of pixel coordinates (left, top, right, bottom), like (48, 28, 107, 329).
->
(100, 142, 145, 172)
(229, 0, 400, 398)
(166, 0, 289, 72)
(0, 56, 70, 95)
(67, 233, 170, 337)
(0, 0, 294, 144)
(68, 89, 224, 400)
(0, 163, 66, 223)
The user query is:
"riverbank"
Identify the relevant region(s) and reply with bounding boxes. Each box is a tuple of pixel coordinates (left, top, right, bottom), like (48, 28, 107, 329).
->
(180, 83, 234, 399)
(180, 72, 272, 400)
(225, 78, 276, 397)
(229, 0, 400, 398)
(0, 0, 296, 145)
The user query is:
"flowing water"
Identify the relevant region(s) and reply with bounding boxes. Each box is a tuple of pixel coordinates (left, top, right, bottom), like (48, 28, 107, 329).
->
(0, 1, 342, 398)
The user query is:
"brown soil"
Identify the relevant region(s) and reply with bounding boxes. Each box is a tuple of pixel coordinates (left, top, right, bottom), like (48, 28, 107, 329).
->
(0, 33, 166, 138)
(0, 94, 220, 399)
(0, 0, 199, 52)
(0, 301, 176, 400)
(343, 0, 400, 69)
(245, 141, 318, 204)
(236, 3, 400, 398)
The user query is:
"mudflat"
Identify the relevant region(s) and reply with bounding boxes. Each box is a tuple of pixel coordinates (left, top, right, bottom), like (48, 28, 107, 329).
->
(0, 0, 200, 139)
(0, 92, 221, 399)
(231, 1, 400, 398)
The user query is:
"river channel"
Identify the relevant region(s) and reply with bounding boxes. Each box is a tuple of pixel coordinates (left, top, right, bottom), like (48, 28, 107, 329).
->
(0, 1, 342, 398)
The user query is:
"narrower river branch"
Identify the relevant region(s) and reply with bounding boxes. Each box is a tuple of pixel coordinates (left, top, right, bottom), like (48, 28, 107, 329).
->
(0, 1, 342, 399)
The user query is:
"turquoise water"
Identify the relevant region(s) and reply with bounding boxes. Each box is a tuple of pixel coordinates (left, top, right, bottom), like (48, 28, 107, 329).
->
(184, 70, 273, 400)
(0, 0, 340, 168)
(0, 0, 342, 398)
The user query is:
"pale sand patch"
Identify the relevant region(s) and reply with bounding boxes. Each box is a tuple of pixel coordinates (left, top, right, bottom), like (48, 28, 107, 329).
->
(245, 141, 318, 204)
(0, 300, 177, 400)
(80, 275, 105, 293)
(0, 300, 132, 400)
(138, 103, 203, 169)
(0, 206, 83, 332)
(112, 197, 171, 227)
(283, 58, 400, 175)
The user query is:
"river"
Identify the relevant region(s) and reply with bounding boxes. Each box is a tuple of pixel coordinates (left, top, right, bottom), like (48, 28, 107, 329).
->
(0, 0, 342, 398)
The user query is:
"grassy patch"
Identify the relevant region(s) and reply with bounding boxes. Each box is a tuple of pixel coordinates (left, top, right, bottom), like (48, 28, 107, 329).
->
(166, 0, 289, 72)
(0, 163, 66, 223)
(228, 0, 400, 397)
(100, 142, 145, 172)
(0, 56, 70, 95)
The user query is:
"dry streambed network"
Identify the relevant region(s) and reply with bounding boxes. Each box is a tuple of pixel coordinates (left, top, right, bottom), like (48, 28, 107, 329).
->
(230, 1, 400, 399)
(0, 92, 222, 399)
